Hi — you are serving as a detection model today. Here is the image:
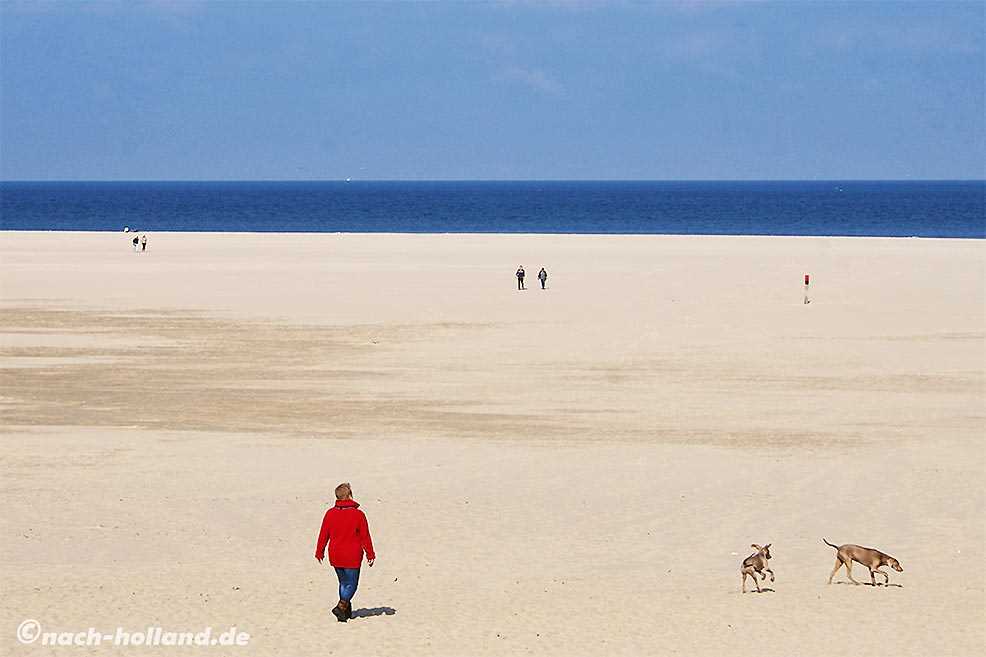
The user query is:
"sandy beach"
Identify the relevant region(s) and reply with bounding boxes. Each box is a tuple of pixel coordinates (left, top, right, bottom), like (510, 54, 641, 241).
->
(1, 231, 983, 656)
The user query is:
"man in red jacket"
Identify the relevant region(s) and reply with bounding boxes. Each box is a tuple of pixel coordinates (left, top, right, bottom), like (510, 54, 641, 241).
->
(315, 482, 376, 622)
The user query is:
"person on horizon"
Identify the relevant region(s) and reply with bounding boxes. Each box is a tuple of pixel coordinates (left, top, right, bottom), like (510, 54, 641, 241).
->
(516, 265, 526, 290)
(141, 234, 147, 252)
(315, 482, 376, 622)
(132, 236, 139, 252)
(538, 267, 548, 290)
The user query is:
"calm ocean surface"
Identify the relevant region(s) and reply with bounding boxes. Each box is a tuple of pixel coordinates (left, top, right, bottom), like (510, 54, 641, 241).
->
(1, 181, 983, 237)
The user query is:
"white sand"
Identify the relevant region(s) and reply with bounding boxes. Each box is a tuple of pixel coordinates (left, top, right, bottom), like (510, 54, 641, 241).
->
(1, 231, 983, 656)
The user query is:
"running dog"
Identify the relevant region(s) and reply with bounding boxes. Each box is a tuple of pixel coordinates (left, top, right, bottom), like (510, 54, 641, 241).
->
(823, 538, 903, 586)
(741, 543, 774, 593)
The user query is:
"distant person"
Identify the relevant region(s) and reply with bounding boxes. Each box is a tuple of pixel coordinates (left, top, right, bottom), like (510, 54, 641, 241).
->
(315, 482, 376, 622)
(141, 234, 147, 252)
(132, 236, 139, 252)
(516, 266, 526, 290)
(538, 267, 548, 289)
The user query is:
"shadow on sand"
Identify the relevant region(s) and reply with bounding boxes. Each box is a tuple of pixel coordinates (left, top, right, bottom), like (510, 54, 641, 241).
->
(833, 581, 903, 588)
(352, 606, 397, 619)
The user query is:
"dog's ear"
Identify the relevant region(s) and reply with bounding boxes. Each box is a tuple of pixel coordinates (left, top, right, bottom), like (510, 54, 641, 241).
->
(764, 544, 771, 549)
(751, 544, 762, 551)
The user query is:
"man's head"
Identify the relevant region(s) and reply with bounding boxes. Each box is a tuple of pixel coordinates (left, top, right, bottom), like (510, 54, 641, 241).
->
(335, 482, 353, 500)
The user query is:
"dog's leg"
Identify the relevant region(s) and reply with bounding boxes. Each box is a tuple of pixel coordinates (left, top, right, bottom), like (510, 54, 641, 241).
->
(744, 567, 761, 592)
(742, 568, 756, 593)
(827, 558, 842, 584)
(874, 568, 890, 585)
(764, 568, 775, 583)
(845, 559, 860, 585)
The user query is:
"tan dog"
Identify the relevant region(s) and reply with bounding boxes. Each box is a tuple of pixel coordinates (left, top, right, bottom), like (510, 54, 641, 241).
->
(823, 538, 903, 586)
(741, 543, 774, 593)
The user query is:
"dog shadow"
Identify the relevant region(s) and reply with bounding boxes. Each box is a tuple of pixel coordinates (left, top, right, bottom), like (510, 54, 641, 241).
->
(833, 581, 903, 588)
(352, 606, 397, 619)
(747, 588, 775, 594)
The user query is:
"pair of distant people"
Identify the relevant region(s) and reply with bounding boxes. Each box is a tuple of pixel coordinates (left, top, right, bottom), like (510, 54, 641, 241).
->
(130, 234, 148, 252)
(516, 266, 548, 290)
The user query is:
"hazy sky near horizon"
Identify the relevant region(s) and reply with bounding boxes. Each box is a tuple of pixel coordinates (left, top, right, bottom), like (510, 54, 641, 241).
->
(1, 1, 983, 180)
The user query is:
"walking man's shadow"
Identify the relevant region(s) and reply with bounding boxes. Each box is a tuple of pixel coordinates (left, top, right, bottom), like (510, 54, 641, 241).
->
(352, 606, 397, 619)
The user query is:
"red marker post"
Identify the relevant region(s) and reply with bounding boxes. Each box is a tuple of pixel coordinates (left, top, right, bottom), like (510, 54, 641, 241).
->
(803, 273, 810, 304)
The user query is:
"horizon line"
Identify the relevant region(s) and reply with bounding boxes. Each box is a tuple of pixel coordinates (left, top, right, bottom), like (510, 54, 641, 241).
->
(3, 178, 985, 184)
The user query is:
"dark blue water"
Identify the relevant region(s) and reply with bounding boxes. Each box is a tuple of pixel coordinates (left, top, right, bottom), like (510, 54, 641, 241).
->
(1, 181, 983, 237)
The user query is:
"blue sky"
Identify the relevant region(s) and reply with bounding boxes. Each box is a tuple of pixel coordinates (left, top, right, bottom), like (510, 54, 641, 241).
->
(1, 1, 983, 180)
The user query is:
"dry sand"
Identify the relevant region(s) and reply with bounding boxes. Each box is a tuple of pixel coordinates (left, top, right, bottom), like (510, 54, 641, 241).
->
(1, 231, 983, 656)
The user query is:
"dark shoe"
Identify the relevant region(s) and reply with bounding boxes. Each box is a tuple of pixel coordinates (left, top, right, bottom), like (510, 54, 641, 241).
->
(331, 601, 348, 623)
(346, 602, 355, 620)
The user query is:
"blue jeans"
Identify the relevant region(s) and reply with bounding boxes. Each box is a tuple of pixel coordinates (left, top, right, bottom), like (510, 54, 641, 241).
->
(334, 567, 360, 602)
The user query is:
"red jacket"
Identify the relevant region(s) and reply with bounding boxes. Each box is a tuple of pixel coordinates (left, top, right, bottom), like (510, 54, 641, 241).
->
(315, 499, 376, 569)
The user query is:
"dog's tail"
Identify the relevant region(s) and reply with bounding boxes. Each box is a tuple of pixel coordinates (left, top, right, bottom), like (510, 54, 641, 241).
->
(822, 538, 839, 550)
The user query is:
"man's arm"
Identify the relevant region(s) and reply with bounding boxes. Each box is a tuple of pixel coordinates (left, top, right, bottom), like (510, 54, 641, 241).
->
(314, 510, 332, 562)
(359, 511, 376, 566)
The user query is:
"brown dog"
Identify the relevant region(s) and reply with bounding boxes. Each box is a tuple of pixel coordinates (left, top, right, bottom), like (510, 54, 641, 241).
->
(741, 543, 774, 593)
(823, 538, 903, 586)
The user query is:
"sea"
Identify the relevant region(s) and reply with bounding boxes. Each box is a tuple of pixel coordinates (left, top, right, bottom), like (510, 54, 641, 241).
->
(0, 181, 983, 238)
